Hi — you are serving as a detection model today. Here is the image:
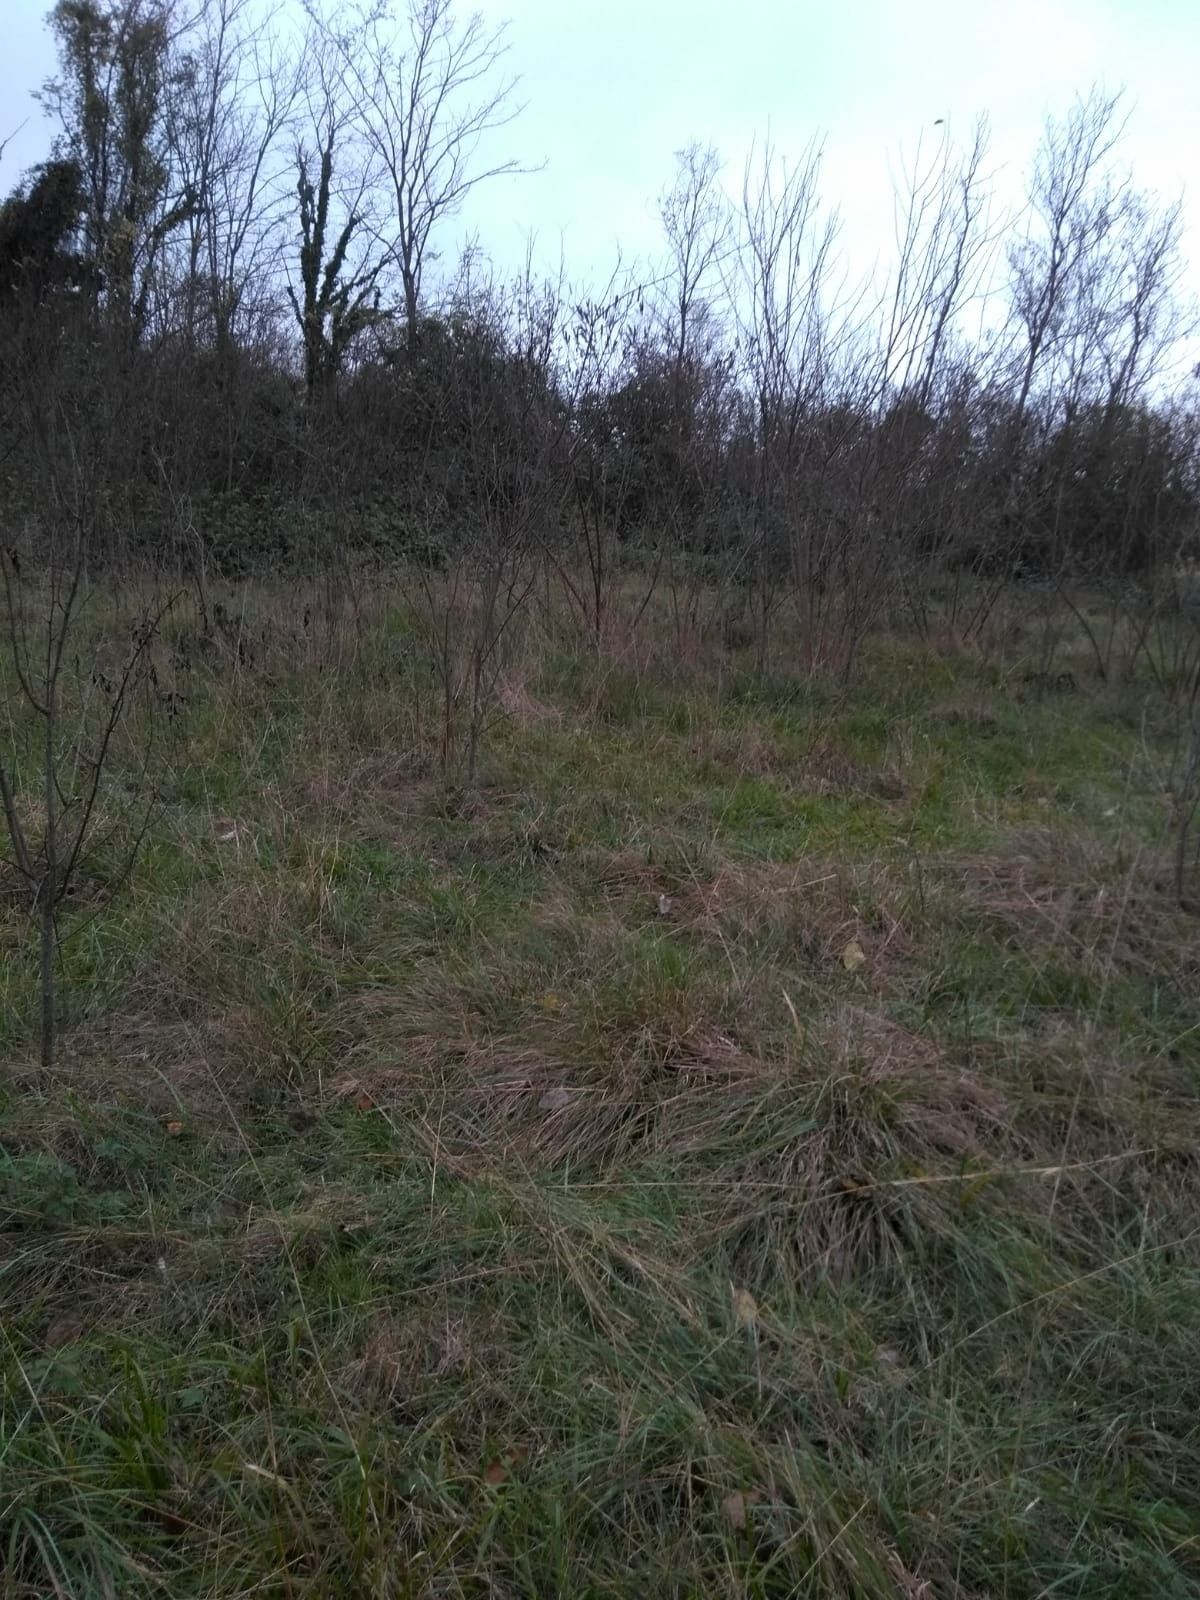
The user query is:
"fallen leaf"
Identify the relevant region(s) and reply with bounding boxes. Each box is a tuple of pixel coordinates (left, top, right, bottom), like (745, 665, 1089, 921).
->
(45, 1314, 86, 1349)
(538, 1086, 571, 1112)
(841, 939, 866, 972)
(731, 1285, 758, 1329)
(656, 893, 674, 916)
(483, 1444, 528, 1487)
(354, 1091, 374, 1112)
(538, 991, 560, 1010)
(724, 1489, 747, 1530)
(164, 1119, 184, 1137)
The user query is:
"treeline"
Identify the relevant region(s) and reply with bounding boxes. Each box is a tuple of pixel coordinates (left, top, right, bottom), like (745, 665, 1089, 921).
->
(2, 0, 1198, 666)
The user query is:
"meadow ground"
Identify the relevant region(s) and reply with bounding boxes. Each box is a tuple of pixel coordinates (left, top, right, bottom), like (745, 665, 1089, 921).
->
(2, 581, 1199, 1598)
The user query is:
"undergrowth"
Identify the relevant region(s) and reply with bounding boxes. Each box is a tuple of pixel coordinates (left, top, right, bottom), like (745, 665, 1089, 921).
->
(1, 581, 1198, 1598)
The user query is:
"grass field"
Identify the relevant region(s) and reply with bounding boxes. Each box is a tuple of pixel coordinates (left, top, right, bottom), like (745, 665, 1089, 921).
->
(2, 582, 1199, 1598)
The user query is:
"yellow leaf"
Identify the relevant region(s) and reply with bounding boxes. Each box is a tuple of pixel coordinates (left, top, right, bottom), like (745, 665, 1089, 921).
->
(731, 1286, 758, 1329)
(841, 939, 866, 971)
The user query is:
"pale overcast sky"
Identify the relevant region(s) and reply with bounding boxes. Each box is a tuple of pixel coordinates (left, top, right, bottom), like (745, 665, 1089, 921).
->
(2, 0, 1197, 298)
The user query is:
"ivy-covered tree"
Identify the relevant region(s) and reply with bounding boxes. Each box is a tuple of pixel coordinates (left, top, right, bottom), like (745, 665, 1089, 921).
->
(0, 158, 89, 304)
(287, 122, 387, 398)
(41, 0, 194, 340)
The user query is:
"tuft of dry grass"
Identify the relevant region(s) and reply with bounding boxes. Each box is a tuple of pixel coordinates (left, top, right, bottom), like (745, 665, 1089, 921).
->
(716, 1001, 1019, 1286)
(954, 828, 1196, 983)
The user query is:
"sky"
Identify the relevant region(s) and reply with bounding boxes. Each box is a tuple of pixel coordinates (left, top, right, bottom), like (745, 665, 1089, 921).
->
(2, 0, 1198, 306)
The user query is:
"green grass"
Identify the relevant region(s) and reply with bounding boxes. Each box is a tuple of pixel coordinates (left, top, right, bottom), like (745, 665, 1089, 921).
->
(2, 581, 1199, 1597)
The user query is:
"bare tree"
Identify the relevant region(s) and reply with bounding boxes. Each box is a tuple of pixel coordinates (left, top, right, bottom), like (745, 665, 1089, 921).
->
(408, 252, 566, 776)
(734, 138, 845, 668)
(883, 121, 996, 409)
(999, 91, 1196, 677)
(166, 0, 297, 358)
(1008, 89, 1128, 420)
(318, 0, 526, 357)
(659, 142, 729, 380)
(555, 269, 647, 643)
(288, 132, 386, 397)
(0, 121, 26, 171)
(875, 122, 1004, 640)
(650, 144, 741, 644)
(0, 356, 172, 1069)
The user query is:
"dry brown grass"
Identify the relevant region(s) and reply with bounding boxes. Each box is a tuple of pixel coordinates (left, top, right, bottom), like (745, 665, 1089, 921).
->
(954, 828, 1196, 983)
(348, 1311, 472, 1408)
(721, 1000, 1018, 1284)
(494, 667, 562, 725)
(686, 726, 907, 797)
(300, 754, 436, 823)
(584, 846, 924, 1011)
(328, 1020, 778, 1174)
(798, 737, 907, 801)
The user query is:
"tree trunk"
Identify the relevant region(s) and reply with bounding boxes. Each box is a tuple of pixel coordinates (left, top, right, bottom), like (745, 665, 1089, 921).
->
(40, 674, 58, 1071)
